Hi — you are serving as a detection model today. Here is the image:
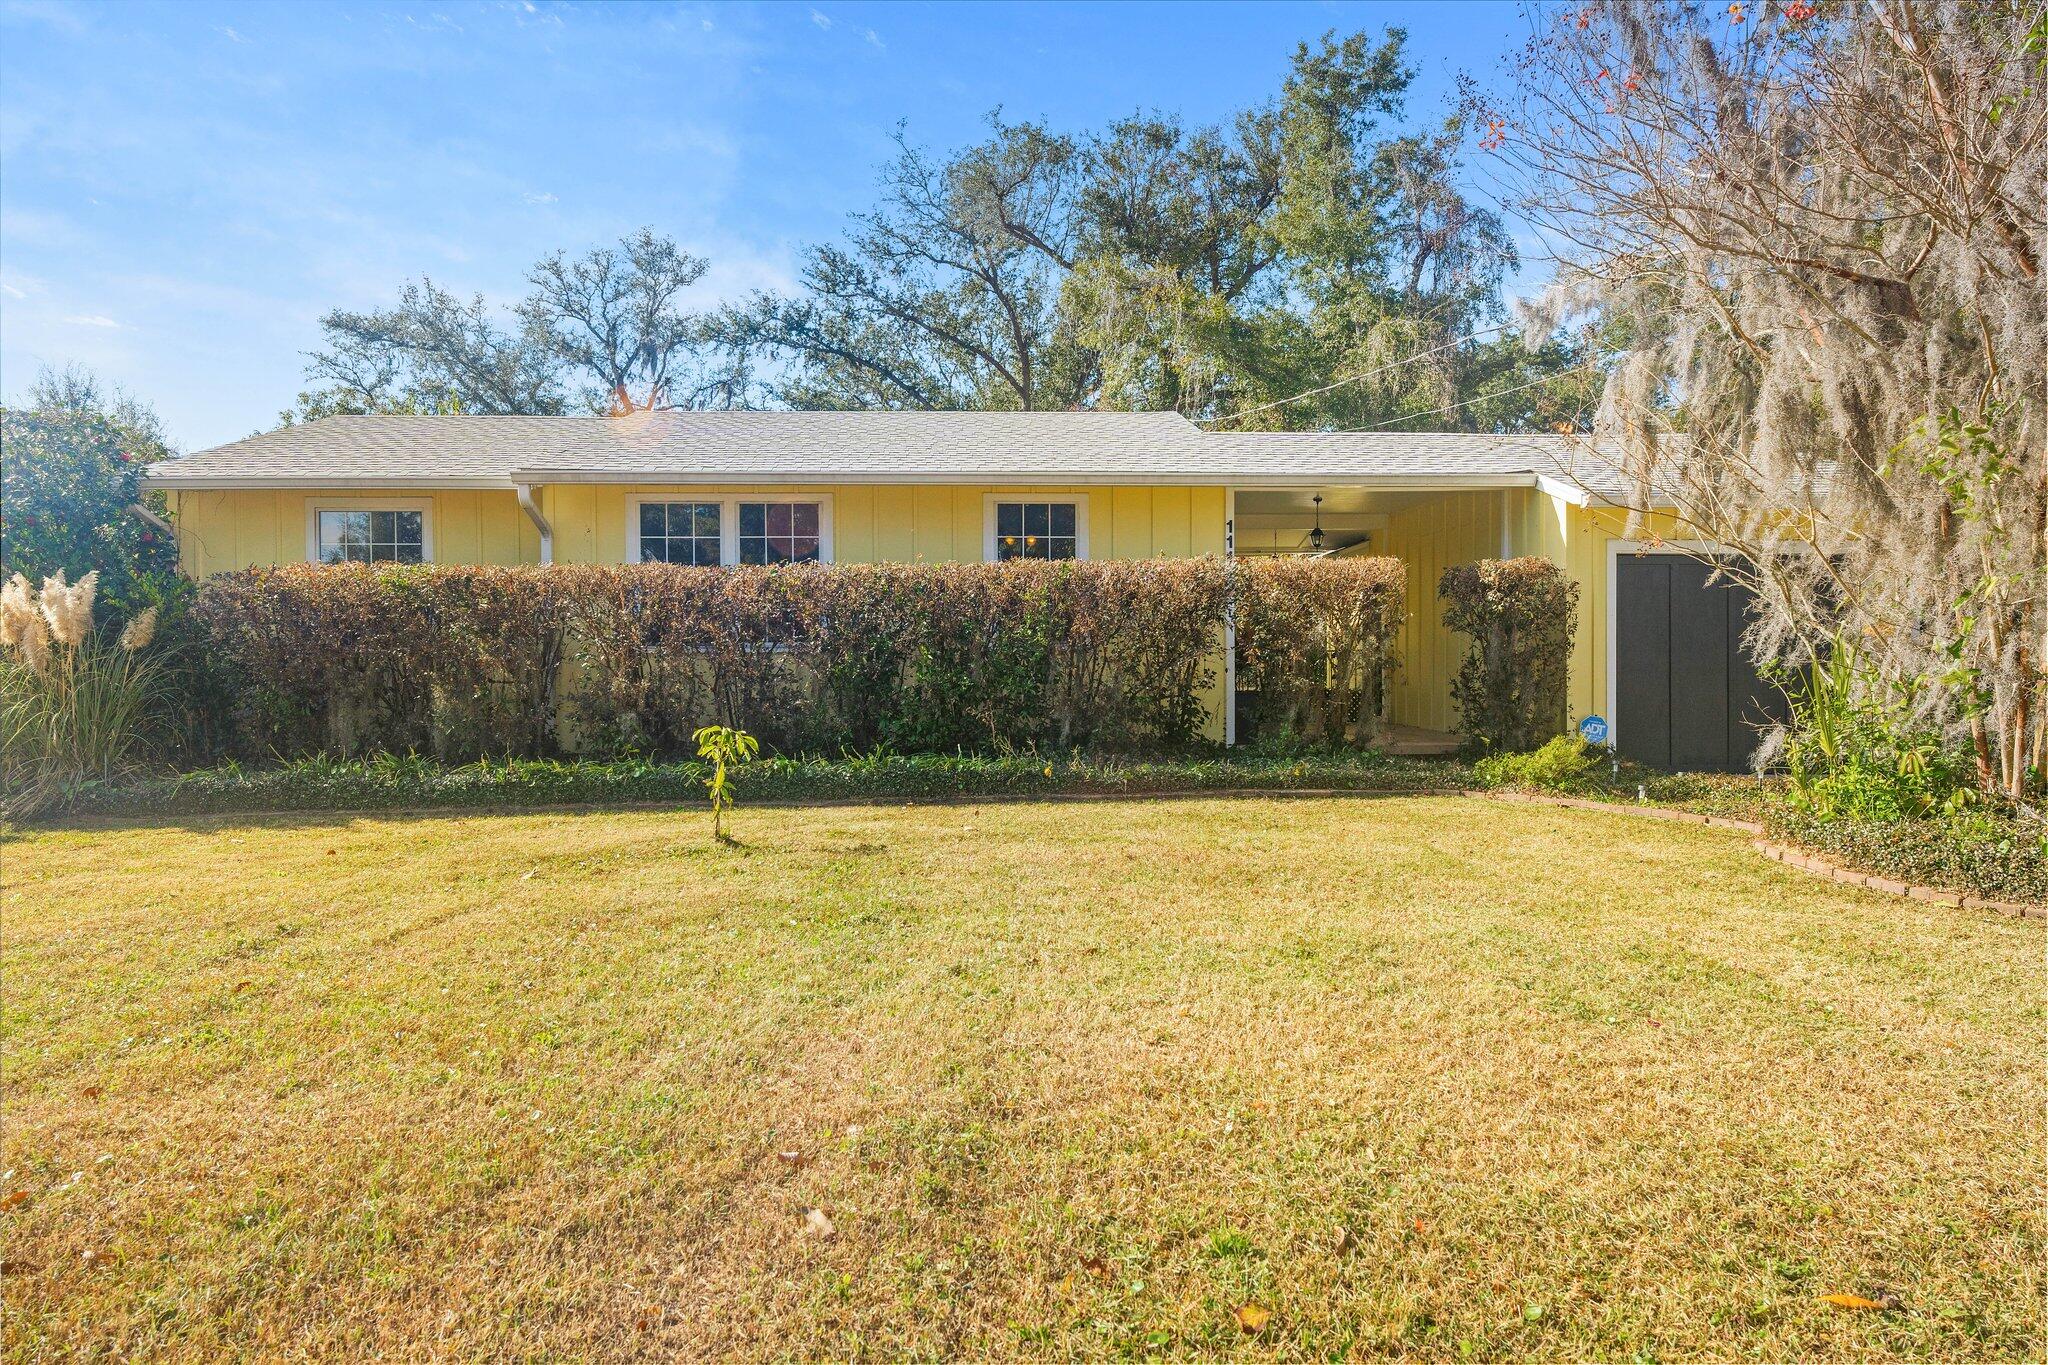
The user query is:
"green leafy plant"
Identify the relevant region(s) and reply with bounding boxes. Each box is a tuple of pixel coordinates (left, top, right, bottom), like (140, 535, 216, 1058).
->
(0, 387, 180, 628)
(1776, 635, 1975, 823)
(1234, 557, 1405, 746)
(188, 559, 1237, 762)
(692, 724, 759, 843)
(1472, 734, 1604, 793)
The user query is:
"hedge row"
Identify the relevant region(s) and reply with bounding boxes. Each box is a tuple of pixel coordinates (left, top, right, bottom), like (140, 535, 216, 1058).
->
(188, 558, 1408, 761)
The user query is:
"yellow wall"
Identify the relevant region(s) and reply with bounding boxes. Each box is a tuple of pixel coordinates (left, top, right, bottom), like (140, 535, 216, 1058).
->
(172, 484, 1229, 575)
(1370, 488, 1672, 737)
(1376, 490, 1509, 731)
(172, 481, 1679, 746)
(171, 488, 541, 578)
(535, 483, 1227, 565)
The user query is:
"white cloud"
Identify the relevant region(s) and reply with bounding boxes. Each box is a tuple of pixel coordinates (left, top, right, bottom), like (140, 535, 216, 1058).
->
(864, 28, 882, 49)
(0, 1, 87, 36)
(2, 282, 23, 299)
(701, 17, 712, 30)
(522, 190, 558, 205)
(214, 24, 245, 43)
(62, 313, 124, 328)
(809, 9, 830, 29)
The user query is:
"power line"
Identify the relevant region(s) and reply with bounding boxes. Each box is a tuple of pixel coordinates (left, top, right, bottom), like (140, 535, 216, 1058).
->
(1351, 359, 1601, 432)
(1196, 322, 1513, 429)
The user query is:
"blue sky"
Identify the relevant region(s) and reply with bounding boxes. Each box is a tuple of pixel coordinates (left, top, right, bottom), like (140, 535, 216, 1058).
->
(0, 0, 1541, 450)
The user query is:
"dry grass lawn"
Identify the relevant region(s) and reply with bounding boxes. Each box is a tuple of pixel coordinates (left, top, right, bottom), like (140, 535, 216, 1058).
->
(3, 796, 2041, 1361)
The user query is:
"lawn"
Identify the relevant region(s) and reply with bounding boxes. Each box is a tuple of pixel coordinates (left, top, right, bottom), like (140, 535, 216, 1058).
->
(4, 796, 2041, 1361)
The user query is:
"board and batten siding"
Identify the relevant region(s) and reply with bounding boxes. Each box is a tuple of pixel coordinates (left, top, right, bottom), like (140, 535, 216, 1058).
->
(169, 484, 1229, 577)
(1375, 490, 1507, 733)
(170, 489, 541, 578)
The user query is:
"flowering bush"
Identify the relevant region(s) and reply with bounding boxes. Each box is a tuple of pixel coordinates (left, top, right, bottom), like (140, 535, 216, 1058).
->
(0, 568, 168, 816)
(1439, 557, 1579, 753)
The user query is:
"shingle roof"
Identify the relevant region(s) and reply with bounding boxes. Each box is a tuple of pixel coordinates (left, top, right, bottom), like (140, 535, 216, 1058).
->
(145, 410, 1647, 501)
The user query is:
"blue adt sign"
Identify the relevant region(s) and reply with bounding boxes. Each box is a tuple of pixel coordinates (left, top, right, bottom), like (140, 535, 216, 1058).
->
(1578, 714, 1610, 745)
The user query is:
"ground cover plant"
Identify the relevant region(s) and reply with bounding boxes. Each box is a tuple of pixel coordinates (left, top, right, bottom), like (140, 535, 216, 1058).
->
(32, 746, 1469, 821)
(4, 797, 2041, 1361)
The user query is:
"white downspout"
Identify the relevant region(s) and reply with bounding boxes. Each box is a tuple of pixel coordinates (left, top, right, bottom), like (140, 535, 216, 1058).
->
(1223, 487, 1237, 748)
(128, 502, 174, 537)
(516, 483, 554, 565)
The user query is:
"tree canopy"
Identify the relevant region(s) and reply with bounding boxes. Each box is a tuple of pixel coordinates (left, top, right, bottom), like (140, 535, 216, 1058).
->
(0, 367, 181, 625)
(714, 29, 1595, 429)
(293, 27, 1594, 433)
(1492, 0, 2045, 796)
(289, 228, 733, 424)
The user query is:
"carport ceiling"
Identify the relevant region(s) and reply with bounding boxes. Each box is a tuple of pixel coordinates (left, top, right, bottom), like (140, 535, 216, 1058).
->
(1232, 488, 1453, 518)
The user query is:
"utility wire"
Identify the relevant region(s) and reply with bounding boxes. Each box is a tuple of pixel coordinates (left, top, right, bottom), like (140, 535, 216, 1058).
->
(1196, 322, 1513, 428)
(1351, 359, 1602, 432)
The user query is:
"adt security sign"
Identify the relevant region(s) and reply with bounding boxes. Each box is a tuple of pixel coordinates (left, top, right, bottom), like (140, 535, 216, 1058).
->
(1578, 714, 1610, 746)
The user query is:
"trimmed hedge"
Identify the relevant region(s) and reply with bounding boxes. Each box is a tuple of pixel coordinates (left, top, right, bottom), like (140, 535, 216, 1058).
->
(1235, 556, 1405, 744)
(1439, 557, 1579, 754)
(187, 557, 1406, 762)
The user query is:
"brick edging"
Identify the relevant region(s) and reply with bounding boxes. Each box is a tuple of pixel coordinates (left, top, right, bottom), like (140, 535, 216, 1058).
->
(1749, 838, 2046, 919)
(1470, 787, 2045, 920)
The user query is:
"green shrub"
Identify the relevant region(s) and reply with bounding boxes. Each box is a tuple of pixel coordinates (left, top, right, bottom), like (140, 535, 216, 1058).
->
(0, 396, 180, 629)
(1472, 734, 1604, 792)
(1771, 804, 2046, 904)
(1439, 558, 1579, 754)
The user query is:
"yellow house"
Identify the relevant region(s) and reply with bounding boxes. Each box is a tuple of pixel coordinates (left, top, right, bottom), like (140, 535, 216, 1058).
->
(146, 410, 1779, 770)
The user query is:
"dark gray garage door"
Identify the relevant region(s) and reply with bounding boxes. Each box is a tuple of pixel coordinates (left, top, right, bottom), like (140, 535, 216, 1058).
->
(1615, 555, 1787, 772)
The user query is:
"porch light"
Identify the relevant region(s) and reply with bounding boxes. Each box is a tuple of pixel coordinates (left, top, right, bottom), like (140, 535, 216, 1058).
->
(1310, 494, 1324, 552)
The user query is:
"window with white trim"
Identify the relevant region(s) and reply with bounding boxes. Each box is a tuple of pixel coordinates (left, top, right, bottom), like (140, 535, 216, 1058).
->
(637, 501, 723, 565)
(737, 500, 822, 565)
(316, 509, 424, 564)
(992, 500, 1078, 561)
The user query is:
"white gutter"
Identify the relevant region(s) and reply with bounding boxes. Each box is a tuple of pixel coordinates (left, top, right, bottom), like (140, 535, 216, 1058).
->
(141, 474, 515, 490)
(504, 468, 1557, 491)
(140, 468, 1674, 508)
(515, 483, 554, 565)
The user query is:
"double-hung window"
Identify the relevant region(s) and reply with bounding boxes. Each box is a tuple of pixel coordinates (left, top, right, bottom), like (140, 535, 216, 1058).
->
(637, 501, 723, 565)
(627, 496, 831, 566)
(312, 507, 427, 564)
(737, 501, 822, 565)
(989, 499, 1083, 561)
